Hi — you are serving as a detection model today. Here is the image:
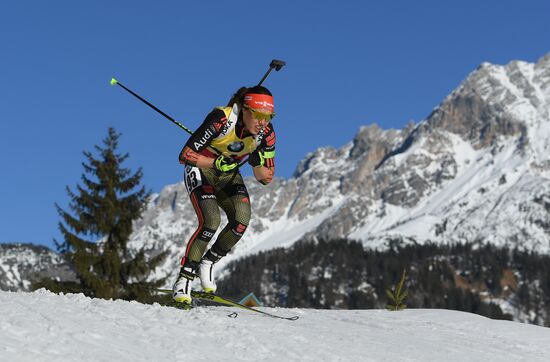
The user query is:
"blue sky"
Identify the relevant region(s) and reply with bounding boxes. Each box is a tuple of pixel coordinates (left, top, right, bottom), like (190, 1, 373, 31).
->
(1, 1, 549, 249)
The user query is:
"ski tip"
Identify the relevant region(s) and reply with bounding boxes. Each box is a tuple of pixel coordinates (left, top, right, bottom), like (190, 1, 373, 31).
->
(110, 78, 118, 86)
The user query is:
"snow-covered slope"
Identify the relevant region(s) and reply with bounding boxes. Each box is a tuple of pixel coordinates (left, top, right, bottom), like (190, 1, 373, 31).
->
(1, 289, 549, 362)
(125, 53, 550, 283)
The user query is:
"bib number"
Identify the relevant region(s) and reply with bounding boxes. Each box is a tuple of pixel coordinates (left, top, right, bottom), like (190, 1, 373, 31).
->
(184, 166, 202, 194)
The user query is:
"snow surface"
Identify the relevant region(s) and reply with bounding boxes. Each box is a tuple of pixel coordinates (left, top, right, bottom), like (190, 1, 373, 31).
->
(1, 290, 550, 362)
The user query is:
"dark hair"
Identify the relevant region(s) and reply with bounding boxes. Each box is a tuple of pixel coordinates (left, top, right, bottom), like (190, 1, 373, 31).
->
(227, 85, 272, 107)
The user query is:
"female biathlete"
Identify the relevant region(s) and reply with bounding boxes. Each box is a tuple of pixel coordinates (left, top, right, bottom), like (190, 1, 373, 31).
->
(173, 85, 276, 304)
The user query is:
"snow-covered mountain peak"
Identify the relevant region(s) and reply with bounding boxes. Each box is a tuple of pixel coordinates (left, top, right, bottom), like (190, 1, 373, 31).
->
(463, 53, 550, 122)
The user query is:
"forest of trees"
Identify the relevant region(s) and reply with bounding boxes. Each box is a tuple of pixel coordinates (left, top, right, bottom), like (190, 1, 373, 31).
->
(219, 238, 550, 326)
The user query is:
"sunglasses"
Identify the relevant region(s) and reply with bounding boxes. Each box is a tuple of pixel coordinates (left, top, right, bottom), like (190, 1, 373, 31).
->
(243, 105, 275, 121)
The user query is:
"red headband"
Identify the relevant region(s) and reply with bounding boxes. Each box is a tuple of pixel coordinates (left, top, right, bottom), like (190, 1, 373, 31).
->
(244, 93, 274, 113)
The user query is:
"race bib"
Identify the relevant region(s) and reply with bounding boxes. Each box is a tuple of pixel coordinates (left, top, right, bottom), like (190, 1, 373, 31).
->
(184, 165, 202, 194)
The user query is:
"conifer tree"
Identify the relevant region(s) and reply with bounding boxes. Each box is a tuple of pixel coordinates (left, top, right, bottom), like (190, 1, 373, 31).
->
(36, 128, 167, 302)
(387, 269, 408, 311)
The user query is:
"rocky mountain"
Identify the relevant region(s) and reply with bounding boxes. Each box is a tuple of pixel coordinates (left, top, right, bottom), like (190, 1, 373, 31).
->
(127, 52, 550, 282)
(0, 243, 75, 291)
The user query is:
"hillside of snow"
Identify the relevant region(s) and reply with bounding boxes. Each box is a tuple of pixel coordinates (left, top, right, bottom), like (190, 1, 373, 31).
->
(1, 290, 549, 361)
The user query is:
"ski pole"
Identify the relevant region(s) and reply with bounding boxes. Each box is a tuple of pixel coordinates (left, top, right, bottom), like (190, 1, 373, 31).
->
(257, 59, 286, 86)
(236, 59, 286, 168)
(111, 78, 226, 157)
(111, 59, 285, 135)
(110, 78, 194, 135)
(111, 59, 285, 168)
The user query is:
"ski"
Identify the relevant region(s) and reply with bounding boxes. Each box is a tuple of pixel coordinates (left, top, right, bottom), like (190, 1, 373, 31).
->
(168, 294, 238, 318)
(156, 289, 299, 321)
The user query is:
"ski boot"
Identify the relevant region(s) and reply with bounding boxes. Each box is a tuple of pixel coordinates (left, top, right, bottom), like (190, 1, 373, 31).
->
(198, 248, 224, 293)
(172, 261, 198, 304)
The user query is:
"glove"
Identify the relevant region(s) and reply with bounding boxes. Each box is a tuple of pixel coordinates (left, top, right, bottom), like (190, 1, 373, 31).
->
(248, 149, 266, 168)
(214, 155, 238, 173)
(249, 149, 275, 168)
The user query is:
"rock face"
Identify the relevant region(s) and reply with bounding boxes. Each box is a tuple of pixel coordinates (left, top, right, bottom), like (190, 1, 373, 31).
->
(5, 53, 550, 288)
(0, 243, 75, 291)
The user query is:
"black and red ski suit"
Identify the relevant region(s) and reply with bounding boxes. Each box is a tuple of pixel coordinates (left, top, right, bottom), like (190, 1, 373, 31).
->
(178, 105, 276, 267)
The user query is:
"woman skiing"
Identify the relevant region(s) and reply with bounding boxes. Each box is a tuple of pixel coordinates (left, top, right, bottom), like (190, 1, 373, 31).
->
(173, 85, 276, 304)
